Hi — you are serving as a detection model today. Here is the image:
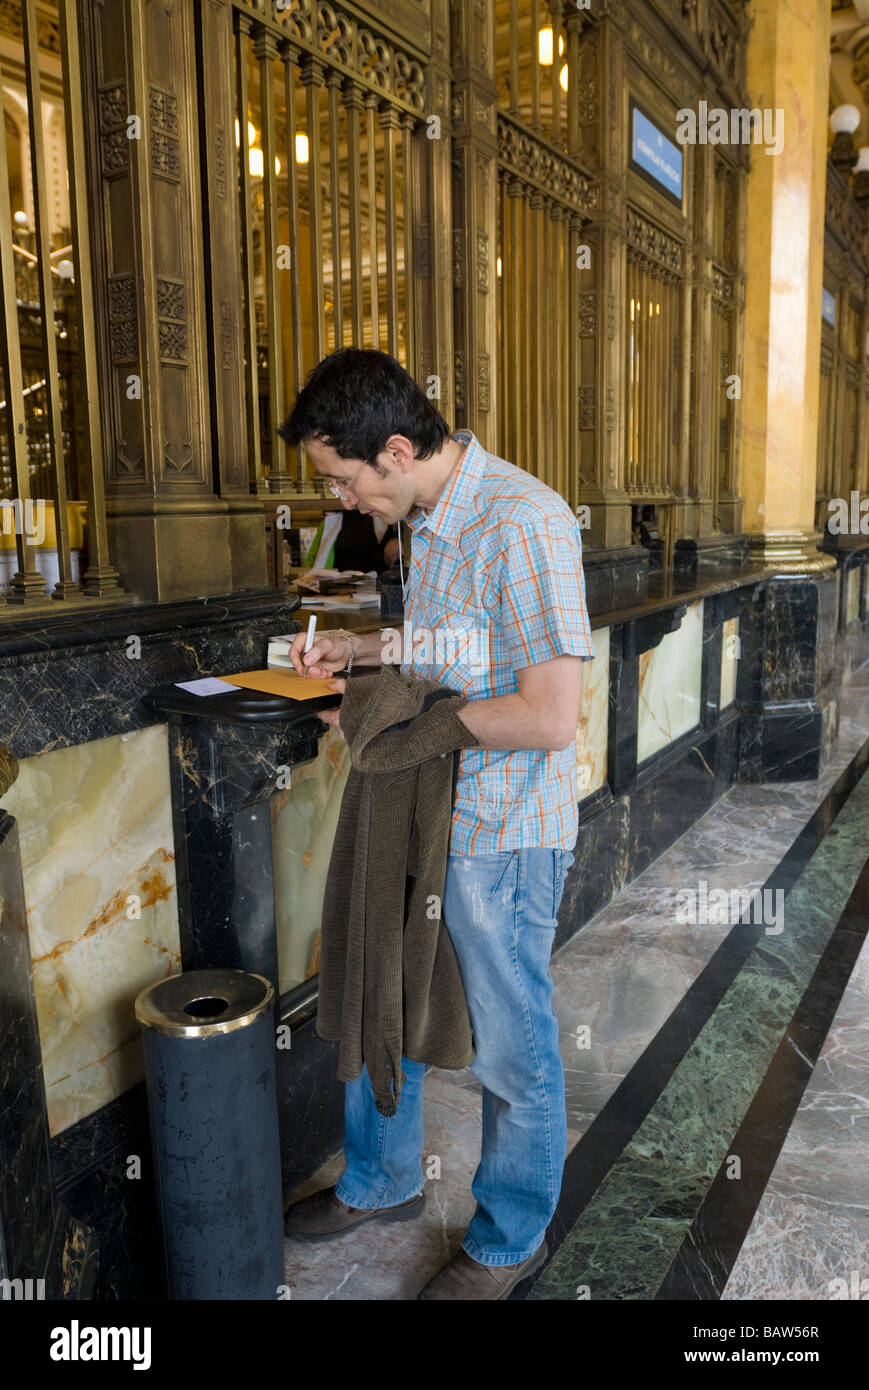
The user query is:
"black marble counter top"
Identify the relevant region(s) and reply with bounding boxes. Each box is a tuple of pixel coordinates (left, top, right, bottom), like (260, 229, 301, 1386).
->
(0, 590, 309, 759)
(291, 560, 790, 637)
(586, 560, 791, 630)
(0, 588, 298, 658)
(2, 551, 859, 761)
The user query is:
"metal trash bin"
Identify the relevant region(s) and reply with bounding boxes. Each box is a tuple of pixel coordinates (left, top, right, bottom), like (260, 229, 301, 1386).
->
(135, 969, 284, 1300)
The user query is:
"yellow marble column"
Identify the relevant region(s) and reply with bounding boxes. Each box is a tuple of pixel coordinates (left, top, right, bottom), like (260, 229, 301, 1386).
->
(740, 0, 837, 572)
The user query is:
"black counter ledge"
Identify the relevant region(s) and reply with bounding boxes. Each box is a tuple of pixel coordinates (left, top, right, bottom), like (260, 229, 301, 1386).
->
(584, 559, 786, 632)
(0, 588, 310, 758)
(292, 558, 789, 639)
(0, 587, 301, 658)
(144, 681, 340, 726)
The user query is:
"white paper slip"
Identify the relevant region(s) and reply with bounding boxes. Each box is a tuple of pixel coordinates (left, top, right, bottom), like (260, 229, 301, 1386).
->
(175, 677, 241, 696)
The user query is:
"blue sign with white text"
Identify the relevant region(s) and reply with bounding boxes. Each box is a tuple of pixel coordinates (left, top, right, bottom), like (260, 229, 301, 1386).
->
(631, 105, 683, 202)
(822, 288, 836, 328)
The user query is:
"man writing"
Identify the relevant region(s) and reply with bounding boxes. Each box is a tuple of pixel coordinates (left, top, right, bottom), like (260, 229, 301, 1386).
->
(280, 347, 595, 1300)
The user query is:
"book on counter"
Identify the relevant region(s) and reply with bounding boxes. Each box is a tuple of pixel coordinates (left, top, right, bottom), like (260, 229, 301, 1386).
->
(267, 635, 297, 669)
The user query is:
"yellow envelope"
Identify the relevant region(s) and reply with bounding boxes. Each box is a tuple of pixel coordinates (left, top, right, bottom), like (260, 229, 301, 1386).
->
(217, 670, 341, 700)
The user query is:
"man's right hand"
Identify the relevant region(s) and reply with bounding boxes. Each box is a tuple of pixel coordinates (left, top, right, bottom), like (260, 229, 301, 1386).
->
(288, 630, 352, 678)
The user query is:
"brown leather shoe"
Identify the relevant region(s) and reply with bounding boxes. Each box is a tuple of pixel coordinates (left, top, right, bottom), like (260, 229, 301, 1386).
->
(416, 1241, 547, 1300)
(284, 1185, 425, 1243)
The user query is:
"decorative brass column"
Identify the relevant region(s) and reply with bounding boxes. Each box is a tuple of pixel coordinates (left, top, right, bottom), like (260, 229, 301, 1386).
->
(80, 0, 238, 600)
(450, 0, 499, 446)
(685, 135, 748, 543)
(196, 0, 267, 592)
(412, 0, 454, 417)
(740, 0, 837, 574)
(573, 2, 633, 552)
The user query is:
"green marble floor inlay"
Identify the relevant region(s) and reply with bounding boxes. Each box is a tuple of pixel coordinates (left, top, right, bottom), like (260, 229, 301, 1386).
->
(530, 769, 869, 1301)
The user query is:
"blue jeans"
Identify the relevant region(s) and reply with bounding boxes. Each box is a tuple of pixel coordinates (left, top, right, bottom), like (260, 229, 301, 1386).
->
(334, 847, 575, 1266)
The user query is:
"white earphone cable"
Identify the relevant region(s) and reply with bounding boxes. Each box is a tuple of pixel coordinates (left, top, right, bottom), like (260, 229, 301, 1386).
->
(398, 520, 408, 603)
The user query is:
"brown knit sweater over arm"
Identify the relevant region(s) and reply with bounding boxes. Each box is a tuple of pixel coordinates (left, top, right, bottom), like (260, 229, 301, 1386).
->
(315, 663, 481, 1117)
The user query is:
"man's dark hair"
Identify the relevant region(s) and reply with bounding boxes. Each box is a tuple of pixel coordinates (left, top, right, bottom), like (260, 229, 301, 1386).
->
(277, 347, 451, 464)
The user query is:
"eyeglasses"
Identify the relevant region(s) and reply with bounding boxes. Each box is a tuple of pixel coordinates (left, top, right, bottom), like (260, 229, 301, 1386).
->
(321, 462, 367, 501)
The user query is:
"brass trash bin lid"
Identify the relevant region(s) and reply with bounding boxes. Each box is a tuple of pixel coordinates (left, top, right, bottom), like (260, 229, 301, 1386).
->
(135, 968, 274, 1039)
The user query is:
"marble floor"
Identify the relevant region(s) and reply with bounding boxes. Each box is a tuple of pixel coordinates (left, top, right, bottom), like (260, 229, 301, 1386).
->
(720, 863, 869, 1300)
(282, 658, 869, 1300)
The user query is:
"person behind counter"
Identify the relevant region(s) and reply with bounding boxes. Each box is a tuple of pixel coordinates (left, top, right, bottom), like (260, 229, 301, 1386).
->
(303, 506, 401, 574)
(277, 346, 595, 1301)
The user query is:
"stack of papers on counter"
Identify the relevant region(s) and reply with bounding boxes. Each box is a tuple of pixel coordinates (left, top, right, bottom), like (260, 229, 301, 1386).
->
(300, 591, 381, 609)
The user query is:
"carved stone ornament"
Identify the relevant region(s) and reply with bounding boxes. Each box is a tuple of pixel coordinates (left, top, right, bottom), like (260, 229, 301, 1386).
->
(711, 263, 735, 311)
(99, 82, 129, 178)
(416, 221, 431, 277)
(453, 228, 465, 290)
(220, 300, 234, 370)
(108, 273, 137, 364)
(626, 207, 683, 280)
(498, 114, 597, 215)
(0, 1, 60, 53)
(473, 93, 492, 128)
(214, 124, 227, 199)
(826, 164, 869, 272)
(578, 292, 597, 337)
(628, 19, 679, 88)
(276, 0, 426, 114)
(454, 348, 466, 413)
(476, 229, 489, 293)
(576, 79, 597, 126)
(437, 227, 449, 281)
(478, 350, 490, 411)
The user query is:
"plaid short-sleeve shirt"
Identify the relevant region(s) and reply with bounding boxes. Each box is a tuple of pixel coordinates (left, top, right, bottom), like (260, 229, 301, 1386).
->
(400, 429, 595, 852)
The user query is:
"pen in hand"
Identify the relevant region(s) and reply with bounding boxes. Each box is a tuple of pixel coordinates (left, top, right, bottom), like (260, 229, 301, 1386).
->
(302, 614, 317, 678)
